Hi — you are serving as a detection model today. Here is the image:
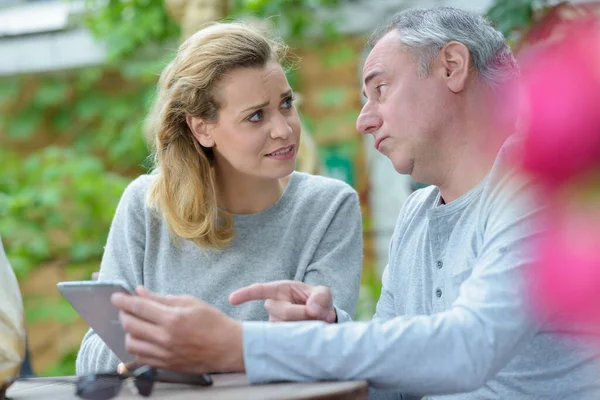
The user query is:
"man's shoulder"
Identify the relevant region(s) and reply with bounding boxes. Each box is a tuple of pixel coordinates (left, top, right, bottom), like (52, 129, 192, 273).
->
(485, 134, 528, 187)
(390, 185, 439, 238)
(477, 135, 544, 231)
(484, 135, 537, 203)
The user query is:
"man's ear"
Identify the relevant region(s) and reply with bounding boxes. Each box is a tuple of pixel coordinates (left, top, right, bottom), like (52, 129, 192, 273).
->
(186, 115, 214, 148)
(440, 41, 471, 93)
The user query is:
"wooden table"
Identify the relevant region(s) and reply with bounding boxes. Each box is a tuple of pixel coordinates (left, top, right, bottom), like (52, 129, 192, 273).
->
(6, 373, 368, 399)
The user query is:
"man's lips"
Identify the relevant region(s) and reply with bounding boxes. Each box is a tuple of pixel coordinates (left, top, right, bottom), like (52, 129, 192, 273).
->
(374, 136, 388, 151)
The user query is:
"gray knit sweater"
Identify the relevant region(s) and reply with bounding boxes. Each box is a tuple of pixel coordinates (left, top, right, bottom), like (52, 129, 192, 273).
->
(76, 171, 363, 374)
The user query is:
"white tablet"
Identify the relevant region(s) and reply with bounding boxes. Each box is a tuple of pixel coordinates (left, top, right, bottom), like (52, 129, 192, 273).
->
(57, 280, 135, 363)
(58, 280, 213, 386)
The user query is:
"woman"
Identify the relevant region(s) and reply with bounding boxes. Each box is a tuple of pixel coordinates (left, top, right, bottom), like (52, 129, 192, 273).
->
(76, 21, 363, 374)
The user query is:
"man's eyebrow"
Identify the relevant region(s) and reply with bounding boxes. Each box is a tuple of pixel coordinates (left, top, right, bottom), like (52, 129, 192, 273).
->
(362, 69, 384, 98)
(364, 69, 384, 87)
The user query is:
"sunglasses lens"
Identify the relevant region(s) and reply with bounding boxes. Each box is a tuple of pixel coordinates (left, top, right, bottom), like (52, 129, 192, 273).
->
(134, 367, 155, 397)
(134, 379, 154, 397)
(76, 375, 122, 400)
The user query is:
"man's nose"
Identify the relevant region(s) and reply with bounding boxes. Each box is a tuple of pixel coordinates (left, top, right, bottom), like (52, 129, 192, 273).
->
(356, 106, 383, 134)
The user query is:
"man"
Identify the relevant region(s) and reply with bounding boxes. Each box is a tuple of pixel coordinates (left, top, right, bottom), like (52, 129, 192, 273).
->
(0, 235, 26, 399)
(111, 7, 600, 399)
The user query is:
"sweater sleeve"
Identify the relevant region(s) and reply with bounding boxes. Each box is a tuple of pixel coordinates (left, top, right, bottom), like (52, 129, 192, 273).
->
(75, 176, 149, 375)
(302, 191, 363, 318)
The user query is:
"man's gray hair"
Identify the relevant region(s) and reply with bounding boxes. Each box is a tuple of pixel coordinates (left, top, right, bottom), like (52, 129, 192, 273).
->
(369, 7, 519, 89)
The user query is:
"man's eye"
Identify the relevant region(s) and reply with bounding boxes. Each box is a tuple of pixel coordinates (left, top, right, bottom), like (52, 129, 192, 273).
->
(248, 110, 263, 122)
(281, 96, 295, 109)
(376, 84, 387, 95)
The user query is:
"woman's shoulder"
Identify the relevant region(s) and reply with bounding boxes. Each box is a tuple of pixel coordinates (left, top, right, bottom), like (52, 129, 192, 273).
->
(118, 174, 158, 209)
(292, 171, 357, 199)
(123, 174, 156, 195)
(279, 172, 359, 224)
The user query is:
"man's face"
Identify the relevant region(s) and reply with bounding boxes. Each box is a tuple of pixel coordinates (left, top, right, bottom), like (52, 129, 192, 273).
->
(357, 31, 449, 180)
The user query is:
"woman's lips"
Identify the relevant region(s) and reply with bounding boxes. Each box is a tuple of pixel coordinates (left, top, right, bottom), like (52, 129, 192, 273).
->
(265, 145, 295, 160)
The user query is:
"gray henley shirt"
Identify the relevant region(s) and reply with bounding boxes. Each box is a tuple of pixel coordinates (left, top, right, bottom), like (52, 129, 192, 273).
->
(242, 137, 600, 399)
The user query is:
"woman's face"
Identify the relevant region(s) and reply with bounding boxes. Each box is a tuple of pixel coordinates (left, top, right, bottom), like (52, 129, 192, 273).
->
(190, 61, 301, 182)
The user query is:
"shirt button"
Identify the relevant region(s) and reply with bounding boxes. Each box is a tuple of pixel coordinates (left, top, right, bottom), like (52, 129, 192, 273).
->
(435, 288, 443, 298)
(436, 260, 443, 269)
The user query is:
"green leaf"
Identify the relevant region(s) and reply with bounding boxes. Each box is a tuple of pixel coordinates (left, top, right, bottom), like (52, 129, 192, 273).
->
(322, 44, 356, 68)
(316, 87, 350, 108)
(486, 0, 540, 39)
(55, 300, 79, 323)
(76, 67, 103, 90)
(74, 95, 106, 121)
(7, 108, 43, 139)
(35, 81, 69, 107)
(70, 242, 96, 262)
(51, 109, 72, 132)
(40, 346, 78, 377)
(0, 79, 22, 105)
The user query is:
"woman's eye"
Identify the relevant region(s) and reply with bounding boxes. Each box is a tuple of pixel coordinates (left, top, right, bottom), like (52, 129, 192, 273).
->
(376, 84, 387, 96)
(281, 96, 295, 109)
(248, 110, 263, 122)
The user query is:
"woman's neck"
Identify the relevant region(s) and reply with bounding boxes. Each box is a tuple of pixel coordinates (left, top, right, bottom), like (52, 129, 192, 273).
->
(217, 171, 292, 215)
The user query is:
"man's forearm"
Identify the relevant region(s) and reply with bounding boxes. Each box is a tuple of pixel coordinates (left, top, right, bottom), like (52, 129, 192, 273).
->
(241, 309, 533, 395)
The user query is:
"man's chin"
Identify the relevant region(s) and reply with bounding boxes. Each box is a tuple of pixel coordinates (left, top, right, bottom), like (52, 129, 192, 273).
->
(390, 158, 413, 176)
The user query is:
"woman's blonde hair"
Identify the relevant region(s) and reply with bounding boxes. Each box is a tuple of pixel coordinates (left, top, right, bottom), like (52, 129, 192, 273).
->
(146, 21, 288, 249)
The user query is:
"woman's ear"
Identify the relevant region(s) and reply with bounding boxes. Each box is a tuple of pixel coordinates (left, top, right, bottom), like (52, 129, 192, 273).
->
(440, 41, 471, 93)
(186, 115, 215, 148)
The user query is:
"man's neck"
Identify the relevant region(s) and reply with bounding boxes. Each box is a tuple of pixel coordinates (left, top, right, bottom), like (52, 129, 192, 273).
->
(437, 156, 493, 204)
(436, 124, 509, 204)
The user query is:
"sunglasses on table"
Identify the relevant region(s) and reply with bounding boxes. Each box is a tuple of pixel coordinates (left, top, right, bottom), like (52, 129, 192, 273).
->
(3, 365, 155, 400)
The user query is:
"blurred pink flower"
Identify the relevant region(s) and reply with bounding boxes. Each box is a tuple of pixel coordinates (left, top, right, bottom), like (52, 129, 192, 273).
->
(519, 22, 600, 188)
(516, 20, 600, 330)
(531, 204, 600, 326)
